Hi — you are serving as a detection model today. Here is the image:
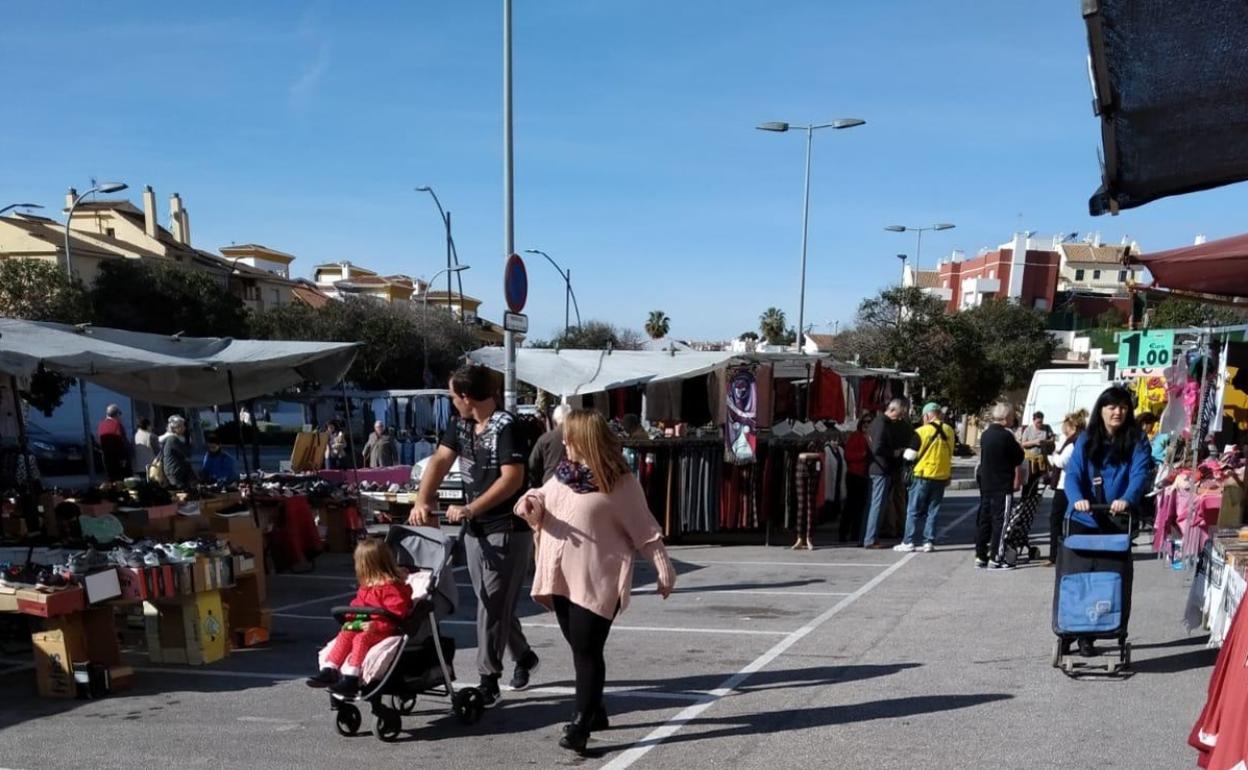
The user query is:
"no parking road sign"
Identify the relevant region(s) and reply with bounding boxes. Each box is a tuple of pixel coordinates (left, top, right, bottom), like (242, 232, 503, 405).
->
(504, 253, 528, 314)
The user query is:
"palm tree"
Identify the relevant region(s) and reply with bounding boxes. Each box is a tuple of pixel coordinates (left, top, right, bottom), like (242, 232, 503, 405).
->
(759, 307, 787, 344)
(644, 310, 671, 340)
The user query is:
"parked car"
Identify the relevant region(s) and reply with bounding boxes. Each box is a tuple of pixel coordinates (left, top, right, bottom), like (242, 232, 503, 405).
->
(23, 424, 100, 476)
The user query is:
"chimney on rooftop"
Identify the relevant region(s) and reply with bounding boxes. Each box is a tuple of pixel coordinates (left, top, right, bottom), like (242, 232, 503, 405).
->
(65, 188, 77, 210)
(179, 207, 190, 246)
(341, 261, 350, 280)
(1195, 234, 1207, 245)
(169, 193, 184, 244)
(142, 186, 157, 238)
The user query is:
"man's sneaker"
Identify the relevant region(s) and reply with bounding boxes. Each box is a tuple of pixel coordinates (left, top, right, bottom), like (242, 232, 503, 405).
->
(479, 676, 501, 708)
(892, 543, 916, 553)
(974, 558, 988, 570)
(921, 543, 935, 553)
(509, 651, 540, 691)
(991, 561, 1016, 571)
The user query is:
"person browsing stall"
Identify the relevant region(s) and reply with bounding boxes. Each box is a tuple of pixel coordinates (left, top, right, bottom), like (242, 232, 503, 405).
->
(895, 403, 956, 553)
(515, 409, 677, 754)
(1064, 386, 1151, 656)
(97, 404, 130, 481)
(529, 404, 570, 485)
(200, 432, 238, 484)
(159, 415, 197, 491)
(975, 403, 1025, 569)
(362, 421, 398, 468)
(408, 364, 539, 707)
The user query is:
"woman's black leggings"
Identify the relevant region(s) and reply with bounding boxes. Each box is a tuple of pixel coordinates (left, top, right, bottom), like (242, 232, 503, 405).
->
(552, 595, 615, 720)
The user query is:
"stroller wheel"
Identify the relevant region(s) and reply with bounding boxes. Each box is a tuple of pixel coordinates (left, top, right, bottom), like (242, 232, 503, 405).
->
(375, 709, 402, 742)
(335, 704, 361, 737)
(454, 687, 485, 725)
(391, 695, 417, 716)
(1120, 643, 1132, 669)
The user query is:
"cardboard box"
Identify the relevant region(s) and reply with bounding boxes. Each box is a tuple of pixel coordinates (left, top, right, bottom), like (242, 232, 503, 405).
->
(82, 568, 122, 605)
(144, 591, 227, 666)
(192, 555, 234, 593)
(172, 515, 208, 541)
(76, 501, 117, 517)
(233, 626, 270, 648)
(211, 514, 266, 601)
(200, 492, 243, 517)
(45, 607, 121, 667)
(108, 665, 136, 692)
(17, 587, 86, 618)
(0, 584, 17, 613)
(33, 629, 81, 698)
(147, 503, 177, 520)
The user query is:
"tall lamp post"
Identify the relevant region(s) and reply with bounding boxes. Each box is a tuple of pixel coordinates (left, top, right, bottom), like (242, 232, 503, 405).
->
(64, 183, 127, 280)
(0, 203, 43, 216)
(64, 182, 126, 486)
(415, 186, 466, 324)
(757, 118, 865, 352)
(896, 254, 908, 325)
(884, 222, 955, 275)
(524, 248, 581, 335)
(421, 265, 471, 385)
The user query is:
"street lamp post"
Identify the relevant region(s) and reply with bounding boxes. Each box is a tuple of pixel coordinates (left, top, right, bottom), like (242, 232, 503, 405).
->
(896, 254, 908, 325)
(524, 249, 581, 335)
(884, 223, 955, 275)
(421, 265, 471, 385)
(62, 181, 126, 487)
(64, 183, 127, 280)
(757, 118, 865, 353)
(415, 186, 466, 324)
(0, 203, 43, 216)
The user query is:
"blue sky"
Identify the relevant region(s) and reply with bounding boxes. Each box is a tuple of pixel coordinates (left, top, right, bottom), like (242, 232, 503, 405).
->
(2, 2, 1245, 341)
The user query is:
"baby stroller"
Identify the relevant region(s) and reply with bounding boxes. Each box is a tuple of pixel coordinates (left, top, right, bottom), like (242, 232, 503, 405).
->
(324, 525, 485, 741)
(997, 473, 1045, 566)
(1051, 503, 1133, 676)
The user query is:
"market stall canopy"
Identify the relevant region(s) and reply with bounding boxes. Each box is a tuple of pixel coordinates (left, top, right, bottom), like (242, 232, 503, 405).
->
(1084, 0, 1248, 215)
(1129, 234, 1248, 299)
(0, 318, 358, 407)
(467, 348, 737, 397)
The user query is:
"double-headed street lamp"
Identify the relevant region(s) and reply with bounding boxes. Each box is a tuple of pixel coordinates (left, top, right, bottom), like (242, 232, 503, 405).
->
(64, 182, 128, 280)
(421, 264, 472, 386)
(0, 203, 43, 216)
(415, 186, 466, 324)
(524, 248, 581, 335)
(757, 118, 865, 352)
(884, 222, 955, 275)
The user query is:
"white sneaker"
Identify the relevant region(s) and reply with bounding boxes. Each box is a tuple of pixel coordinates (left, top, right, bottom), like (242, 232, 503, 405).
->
(892, 543, 916, 553)
(921, 543, 935, 553)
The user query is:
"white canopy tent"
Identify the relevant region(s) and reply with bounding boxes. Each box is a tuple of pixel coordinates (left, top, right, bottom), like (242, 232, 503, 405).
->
(0, 318, 358, 408)
(467, 347, 738, 398)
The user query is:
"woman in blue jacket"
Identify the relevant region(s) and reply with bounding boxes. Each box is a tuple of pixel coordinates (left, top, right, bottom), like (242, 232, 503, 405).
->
(1063, 385, 1152, 656)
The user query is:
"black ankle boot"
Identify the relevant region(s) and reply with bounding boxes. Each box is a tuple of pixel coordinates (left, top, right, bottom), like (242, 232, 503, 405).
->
(559, 722, 590, 753)
(330, 674, 360, 697)
(306, 667, 339, 688)
(564, 705, 609, 733)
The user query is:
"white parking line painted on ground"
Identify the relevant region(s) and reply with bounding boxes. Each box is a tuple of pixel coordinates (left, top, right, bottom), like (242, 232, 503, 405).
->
(270, 591, 358, 613)
(132, 666, 305, 681)
(601, 506, 979, 770)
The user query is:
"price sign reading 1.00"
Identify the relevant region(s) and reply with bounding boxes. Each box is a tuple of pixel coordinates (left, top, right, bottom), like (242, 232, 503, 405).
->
(1117, 330, 1175, 372)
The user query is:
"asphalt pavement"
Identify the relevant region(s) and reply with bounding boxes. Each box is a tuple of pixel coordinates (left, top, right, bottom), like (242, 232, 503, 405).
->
(0, 491, 1215, 769)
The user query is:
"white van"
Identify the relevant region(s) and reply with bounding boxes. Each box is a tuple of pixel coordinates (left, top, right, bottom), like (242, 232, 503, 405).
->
(1023, 368, 1110, 427)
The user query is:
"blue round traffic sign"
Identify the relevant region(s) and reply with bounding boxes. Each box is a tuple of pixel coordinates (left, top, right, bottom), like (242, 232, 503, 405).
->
(505, 253, 528, 313)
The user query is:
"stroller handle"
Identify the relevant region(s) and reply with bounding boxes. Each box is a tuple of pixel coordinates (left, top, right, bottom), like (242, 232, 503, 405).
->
(331, 605, 404, 625)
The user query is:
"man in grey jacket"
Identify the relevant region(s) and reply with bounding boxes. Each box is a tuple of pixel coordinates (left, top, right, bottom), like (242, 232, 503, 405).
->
(862, 398, 909, 548)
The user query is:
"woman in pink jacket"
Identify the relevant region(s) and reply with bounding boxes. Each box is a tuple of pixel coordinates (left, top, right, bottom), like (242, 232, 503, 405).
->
(515, 409, 676, 754)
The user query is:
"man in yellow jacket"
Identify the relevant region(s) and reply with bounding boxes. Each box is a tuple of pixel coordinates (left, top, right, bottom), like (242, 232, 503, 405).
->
(894, 402, 956, 553)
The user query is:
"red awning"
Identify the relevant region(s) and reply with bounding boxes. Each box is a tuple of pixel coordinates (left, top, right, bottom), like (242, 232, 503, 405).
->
(1130, 233, 1248, 300)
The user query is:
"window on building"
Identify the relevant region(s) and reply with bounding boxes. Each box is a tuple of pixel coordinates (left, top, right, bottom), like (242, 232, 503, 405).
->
(1093, 270, 1101, 280)
(271, 289, 281, 305)
(943, 280, 949, 288)
(1119, 270, 1127, 282)
(105, 227, 115, 238)
(1075, 269, 1085, 281)
(988, 269, 995, 279)
(243, 285, 259, 301)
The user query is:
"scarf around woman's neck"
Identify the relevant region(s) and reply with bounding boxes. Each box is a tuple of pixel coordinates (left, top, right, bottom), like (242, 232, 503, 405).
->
(555, 459, 598, 493)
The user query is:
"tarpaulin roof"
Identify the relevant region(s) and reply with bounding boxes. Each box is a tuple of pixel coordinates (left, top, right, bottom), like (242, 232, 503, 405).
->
(1128, 233, 1248, 299)
(0, 318, 358, 407)
(467, 348, 737, 397)
(1085, 0, 1248, 215)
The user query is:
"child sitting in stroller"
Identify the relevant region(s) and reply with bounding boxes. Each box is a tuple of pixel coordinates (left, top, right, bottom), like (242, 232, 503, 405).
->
(307, 539, 414, 697)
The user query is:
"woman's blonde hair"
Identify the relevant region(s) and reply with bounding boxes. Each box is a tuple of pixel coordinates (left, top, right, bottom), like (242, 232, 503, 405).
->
(353, 538, 404, 587)
(1063, 409, 1088, 434)
(562, 409, 631, 494)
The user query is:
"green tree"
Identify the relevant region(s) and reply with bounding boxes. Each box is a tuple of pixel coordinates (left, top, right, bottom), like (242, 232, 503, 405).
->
(0, 260, 92, 415)
(1150, 297, 1247, 329)
(739, 331, 759, 342)
(91, 260, 249, 338)
(529, 320, 644, 351)
(250, 298, 477, 389)
(759, 307, 787, 345)
(959, 299, 1056, 392)
(644, 310, 671, 340)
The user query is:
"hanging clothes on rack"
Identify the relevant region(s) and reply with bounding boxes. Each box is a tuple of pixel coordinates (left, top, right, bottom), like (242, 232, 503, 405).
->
(808, 362, 847, 423)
